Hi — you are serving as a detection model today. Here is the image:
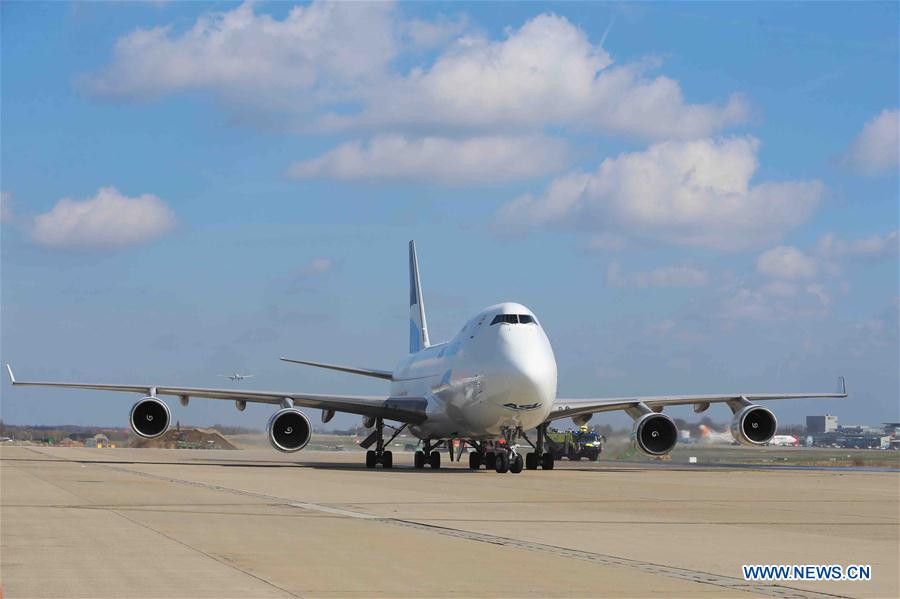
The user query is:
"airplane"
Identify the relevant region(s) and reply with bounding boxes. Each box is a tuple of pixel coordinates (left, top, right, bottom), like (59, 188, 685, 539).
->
(5, 241, 847, 474)
(220, 373, 254, 382)
(767, 434, 800, 447)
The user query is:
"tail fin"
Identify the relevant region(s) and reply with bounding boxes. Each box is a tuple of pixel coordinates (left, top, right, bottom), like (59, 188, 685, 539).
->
(409, 240, 430, 353)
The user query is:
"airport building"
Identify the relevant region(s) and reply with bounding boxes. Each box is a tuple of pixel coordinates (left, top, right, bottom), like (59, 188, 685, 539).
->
(805, 417, 898, 449)
(807, 414, 838, 433)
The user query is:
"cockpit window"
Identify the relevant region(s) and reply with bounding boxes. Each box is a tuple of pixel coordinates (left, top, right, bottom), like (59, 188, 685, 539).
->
(491, 314, 518, 325)
(490, 314, 537, 326)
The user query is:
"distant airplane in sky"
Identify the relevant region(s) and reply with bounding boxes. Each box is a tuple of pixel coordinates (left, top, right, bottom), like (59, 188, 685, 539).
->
(220, 373, 253, 382)
(6, 241, 847, 474)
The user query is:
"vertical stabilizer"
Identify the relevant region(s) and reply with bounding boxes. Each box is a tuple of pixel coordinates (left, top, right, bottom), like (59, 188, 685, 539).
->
(408, 240, 430, 353)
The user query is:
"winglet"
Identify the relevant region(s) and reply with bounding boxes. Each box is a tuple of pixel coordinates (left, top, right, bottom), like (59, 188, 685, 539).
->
(838, 376, 847, 396)
(6, 364, 15, 384)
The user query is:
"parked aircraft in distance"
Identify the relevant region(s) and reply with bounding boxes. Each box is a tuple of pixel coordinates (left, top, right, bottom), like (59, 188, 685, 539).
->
(220, 373, 253, 382)
(768, 434, 800, 447)
(6, 241, 847, 474)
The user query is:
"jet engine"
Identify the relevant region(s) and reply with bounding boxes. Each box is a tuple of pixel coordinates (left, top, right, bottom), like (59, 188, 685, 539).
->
(129, 397, 171, 439)
(730, 405, 777, 446)
(632, 412, 678, 456)
(267, 408, 312, 452)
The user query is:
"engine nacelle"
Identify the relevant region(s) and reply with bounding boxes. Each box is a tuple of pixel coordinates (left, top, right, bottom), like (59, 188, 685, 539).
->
(267, 408, 312, 453)
(129, 397, 171, 439)
(632, 412, 678, 456)
(730, 405, 777, 446)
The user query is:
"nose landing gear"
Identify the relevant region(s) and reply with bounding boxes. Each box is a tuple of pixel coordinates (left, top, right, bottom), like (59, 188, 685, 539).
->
(489, 428, 526, 474)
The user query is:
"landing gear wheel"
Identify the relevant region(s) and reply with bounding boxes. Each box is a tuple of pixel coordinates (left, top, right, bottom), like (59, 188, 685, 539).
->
(382, 450, 393, 469)
(365, 450, 377, 468)
(428, 450, 441, 469)
(510, 454, 524, 474)
(495, 452, 510, 473)
(541, 452, 554, 470)
(469, 451, 482, 470)
(414, 450, 425, 469)
(525, 452, 538, 470)
(484, 452, 496, 470)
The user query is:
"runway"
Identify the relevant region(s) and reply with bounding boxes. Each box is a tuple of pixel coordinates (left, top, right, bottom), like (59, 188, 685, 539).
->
(2, 447, 897, 598)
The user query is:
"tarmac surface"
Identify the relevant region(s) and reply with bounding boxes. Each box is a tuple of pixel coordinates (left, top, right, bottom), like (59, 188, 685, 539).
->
(2, 446, 898, 598)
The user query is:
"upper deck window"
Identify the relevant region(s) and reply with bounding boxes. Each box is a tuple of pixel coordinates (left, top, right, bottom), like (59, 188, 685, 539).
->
(490, 314, 538, 325)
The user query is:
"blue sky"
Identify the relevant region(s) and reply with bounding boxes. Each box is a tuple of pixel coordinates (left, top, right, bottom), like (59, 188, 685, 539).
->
(2, 1, 897, 430)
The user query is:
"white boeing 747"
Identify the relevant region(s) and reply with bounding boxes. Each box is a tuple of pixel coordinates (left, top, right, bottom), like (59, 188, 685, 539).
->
(6, 241, 847, 473)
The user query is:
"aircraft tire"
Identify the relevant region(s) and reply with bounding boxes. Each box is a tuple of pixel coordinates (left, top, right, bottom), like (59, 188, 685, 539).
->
(510, 454, 524, 473)
(414, 450, 425, 469)
(495, 452, 509, 473)
(428, 450, 441, 469)
(484, 452, 496, 469)
(541, 452, 554, 470)
(525, 452, 538, 470)
(365, 450, 377, 468)
(382, 451, 393, 469)
(468, 452, 482, 470)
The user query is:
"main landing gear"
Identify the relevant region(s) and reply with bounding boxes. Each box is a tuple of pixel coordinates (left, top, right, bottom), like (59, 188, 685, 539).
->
(523, 424, 554, 470)
(363, 418, 406, 469)
(414, 440, 443, 469)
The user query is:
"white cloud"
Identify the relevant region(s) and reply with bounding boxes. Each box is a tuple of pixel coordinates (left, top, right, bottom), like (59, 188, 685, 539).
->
(402, 14, 468, 49)
(287, 135, 570, 184)
(496, 136, 823, 250)
(755, 231, 897, 281)
(607, 260, 709, 288)
(815, 230, 898, 261)
(85, 1, 398, 105)
(295, 257, 334, 278)
(336, 14, 748, 140)
(756, 246, 818, 280)
(31, 187, 176, 249)
(87, 4, 747, 141)
(720, 284, 830, 323)
(745, 230, 897, 319)
(842, 108, 899, 176)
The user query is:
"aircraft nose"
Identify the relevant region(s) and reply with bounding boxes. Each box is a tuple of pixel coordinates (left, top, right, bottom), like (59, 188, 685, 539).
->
(493, 332, 557, 406)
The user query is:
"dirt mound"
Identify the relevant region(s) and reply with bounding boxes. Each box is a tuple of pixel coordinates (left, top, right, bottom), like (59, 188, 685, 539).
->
(130, 427, 238, 450)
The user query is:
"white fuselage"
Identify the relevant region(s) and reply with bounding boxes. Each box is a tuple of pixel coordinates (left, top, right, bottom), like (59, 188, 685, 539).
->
(768, 435, 799, 447)
(390, 303, 557, 439)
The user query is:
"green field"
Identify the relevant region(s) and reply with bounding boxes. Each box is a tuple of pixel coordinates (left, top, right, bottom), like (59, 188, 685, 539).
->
(601, 437, 900, 469)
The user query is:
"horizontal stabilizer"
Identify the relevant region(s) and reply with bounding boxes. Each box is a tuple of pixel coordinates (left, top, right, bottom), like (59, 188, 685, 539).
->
(279, 358, 393, 381)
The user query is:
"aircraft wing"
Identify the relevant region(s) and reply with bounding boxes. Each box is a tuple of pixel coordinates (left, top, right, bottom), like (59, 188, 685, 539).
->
(547, 378, 847, 423)
(5, 364, 426, 423)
